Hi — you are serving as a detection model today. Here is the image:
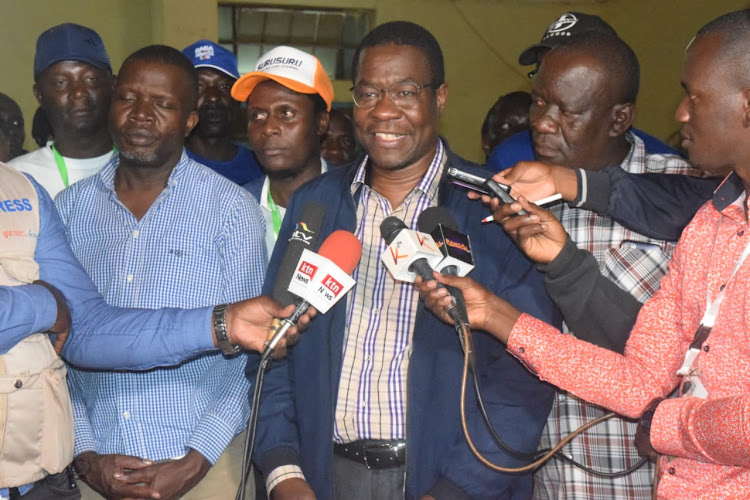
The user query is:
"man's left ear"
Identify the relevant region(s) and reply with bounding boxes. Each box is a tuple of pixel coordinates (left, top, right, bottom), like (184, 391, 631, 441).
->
(435, 83, 448, 115)
(184, 110, 199, 137)
(317, 110, 331, 137)
(741, 88, 750, 128)
(609, 102, 635, 137)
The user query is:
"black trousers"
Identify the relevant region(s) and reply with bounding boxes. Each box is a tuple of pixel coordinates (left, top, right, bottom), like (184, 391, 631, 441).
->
(9, 467, 80, 500)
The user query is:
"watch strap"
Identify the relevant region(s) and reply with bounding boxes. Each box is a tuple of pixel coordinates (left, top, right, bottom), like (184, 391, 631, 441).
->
(213, 304, 241, 356)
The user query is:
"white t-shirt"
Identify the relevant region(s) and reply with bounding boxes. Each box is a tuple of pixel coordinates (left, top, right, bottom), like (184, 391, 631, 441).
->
(9, 143, 115, 198)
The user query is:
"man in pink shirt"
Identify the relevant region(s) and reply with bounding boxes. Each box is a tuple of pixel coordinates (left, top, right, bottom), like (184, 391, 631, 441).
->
(418, 9, 750, 499)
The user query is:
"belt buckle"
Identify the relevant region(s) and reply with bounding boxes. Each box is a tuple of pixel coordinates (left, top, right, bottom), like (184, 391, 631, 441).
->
(363, 441, 404, 469)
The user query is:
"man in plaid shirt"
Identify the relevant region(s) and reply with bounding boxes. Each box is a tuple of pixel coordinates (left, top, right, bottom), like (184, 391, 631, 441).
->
(498, 33, 699, 499)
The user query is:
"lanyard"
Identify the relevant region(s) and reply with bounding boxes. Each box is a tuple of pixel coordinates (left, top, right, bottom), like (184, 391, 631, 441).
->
(267, 189, 282, 238)
(50, 143, 116, 188)
(50, 143, 69, 188)
(678, 237, 750, 377)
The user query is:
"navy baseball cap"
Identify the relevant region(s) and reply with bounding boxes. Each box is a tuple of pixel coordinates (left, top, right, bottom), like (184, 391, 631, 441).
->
(518, 12, 619, 66)
(182, 40, 239, 80)
(34, 23, 111, 80)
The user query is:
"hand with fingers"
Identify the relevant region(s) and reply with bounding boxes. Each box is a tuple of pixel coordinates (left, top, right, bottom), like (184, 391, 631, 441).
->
(492, 196, 569, 265)
(113, 449, 211, 500)
(224, 296, 317, 357)
(495, 161, 578, 202)
(414, 272, 521, 344)
(74, 451, 159, 499)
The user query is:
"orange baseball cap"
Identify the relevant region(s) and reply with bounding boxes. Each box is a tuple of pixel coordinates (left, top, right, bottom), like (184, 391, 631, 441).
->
(231, 46, 334, 110)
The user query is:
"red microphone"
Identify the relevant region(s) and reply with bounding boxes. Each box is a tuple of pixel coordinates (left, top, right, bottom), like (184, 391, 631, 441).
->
(264, 230, 362, 355)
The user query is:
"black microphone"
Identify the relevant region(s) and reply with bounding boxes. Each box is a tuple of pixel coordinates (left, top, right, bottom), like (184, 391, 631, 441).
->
(271, 202, 326, 306)
(417, 207, 474, 326)
(379, 216, 468, 326)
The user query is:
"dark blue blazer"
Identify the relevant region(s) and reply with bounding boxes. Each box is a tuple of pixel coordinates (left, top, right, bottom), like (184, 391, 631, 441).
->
(260, 148, 561, 499)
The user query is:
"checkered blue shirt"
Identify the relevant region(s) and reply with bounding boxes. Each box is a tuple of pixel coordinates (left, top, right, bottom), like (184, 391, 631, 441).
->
(55, 151, 267, 464)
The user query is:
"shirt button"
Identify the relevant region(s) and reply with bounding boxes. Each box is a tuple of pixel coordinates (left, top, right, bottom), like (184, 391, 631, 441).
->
(668, 467, 675, 475)
(13, 380, 22, 389)
(126, 274, 134, 282)
(703, 344, 710, 352)
(737, 230, 745, 236)
(132, 230, 139, 238)
(365, 355, 371, 361)
(518, 347, 525, 354)
(372, 309, 379, 316)
(123, 411, 130, 419)
(720, 284, 726, 291)
(360, 400, 366, 408)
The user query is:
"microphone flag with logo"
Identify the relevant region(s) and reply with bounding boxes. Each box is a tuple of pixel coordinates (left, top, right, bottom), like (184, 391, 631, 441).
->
(265, 230, 362, 353)
(379, 216, 443, 282)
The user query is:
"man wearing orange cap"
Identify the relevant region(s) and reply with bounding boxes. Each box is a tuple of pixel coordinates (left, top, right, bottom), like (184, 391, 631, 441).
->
(233, 46, 332, 256)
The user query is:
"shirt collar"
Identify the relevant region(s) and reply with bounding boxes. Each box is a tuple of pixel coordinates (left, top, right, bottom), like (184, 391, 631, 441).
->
(616, 132, 645, 174)
(350, 139, 446, 203)
(712, 172, 745, 213)
(98, 149, 191, 192)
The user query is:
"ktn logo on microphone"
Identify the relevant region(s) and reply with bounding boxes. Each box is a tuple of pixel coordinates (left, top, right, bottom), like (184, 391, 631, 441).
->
(295, 260, 318, 285)
(319, 274, 344, 300)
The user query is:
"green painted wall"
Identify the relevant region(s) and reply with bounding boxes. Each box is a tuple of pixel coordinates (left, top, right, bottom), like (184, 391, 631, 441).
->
(2, 0, 747, 162)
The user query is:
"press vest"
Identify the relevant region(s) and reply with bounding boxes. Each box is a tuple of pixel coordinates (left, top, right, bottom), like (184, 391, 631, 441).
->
(0, 163, 73, 488)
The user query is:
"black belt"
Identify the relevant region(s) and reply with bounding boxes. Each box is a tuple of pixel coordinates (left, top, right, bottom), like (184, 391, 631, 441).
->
(334, 439, 406, 469)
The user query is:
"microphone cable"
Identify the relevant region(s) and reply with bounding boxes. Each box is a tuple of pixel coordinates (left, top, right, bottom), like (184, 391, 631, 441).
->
(236, 346, 274, 500)
(454, 320, 648, 477)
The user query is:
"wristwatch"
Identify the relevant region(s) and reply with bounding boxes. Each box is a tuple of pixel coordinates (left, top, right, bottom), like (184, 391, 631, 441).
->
(638, 398, 664, 440)
(213, 304, 241, 356)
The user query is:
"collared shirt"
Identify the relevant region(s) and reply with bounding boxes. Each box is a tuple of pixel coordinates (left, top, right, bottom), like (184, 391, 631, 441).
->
(9, 143, 115, 198)
(510, 171, 750, 499)
(259, 159, 328, 257)
(1, 173, 215, 366)
(535, 134, 698, 499)
(333, 140, 444, 443)
(55, 150, 266, 464)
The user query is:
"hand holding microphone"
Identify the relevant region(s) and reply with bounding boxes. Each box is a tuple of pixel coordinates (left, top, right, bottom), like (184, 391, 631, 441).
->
(379, 212, 474, 327)
(264, 229, 362, 358)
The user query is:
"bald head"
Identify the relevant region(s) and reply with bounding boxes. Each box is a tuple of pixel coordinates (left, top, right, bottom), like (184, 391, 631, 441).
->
(694, 9, 750, 87)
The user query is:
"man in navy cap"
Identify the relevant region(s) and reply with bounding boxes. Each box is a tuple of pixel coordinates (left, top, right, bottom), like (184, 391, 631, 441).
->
(182, 40, 262, 185)
(486, 12, 677, 171)
(10, 23, 115, 198)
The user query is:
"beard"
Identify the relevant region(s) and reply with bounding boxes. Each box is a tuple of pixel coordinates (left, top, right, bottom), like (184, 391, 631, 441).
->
(263, 161, 310, 181)
(118, 147, 161, 168)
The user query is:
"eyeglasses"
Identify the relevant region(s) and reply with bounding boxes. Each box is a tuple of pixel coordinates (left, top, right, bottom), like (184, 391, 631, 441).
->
(350, 82, 437, 109)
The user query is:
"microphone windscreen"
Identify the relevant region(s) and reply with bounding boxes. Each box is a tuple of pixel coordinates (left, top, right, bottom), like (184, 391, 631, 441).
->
(318, 230, 363, 275)
(271, 202, 326, 306)
(417, 206, 458, 233)
(379, 216, 408, 245)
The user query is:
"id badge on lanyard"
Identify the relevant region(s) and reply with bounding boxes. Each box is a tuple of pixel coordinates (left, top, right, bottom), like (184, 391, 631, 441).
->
(676, 237, 750, 399)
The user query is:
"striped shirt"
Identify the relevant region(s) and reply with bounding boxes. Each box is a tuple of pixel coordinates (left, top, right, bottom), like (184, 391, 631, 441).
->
(534, 133, 699, 499)
(333, 140, 445, 443)
(55, 151, 267, 464)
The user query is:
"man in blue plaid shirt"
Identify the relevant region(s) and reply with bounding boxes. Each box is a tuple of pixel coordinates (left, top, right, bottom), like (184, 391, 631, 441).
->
(54, 45, 280, 499)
